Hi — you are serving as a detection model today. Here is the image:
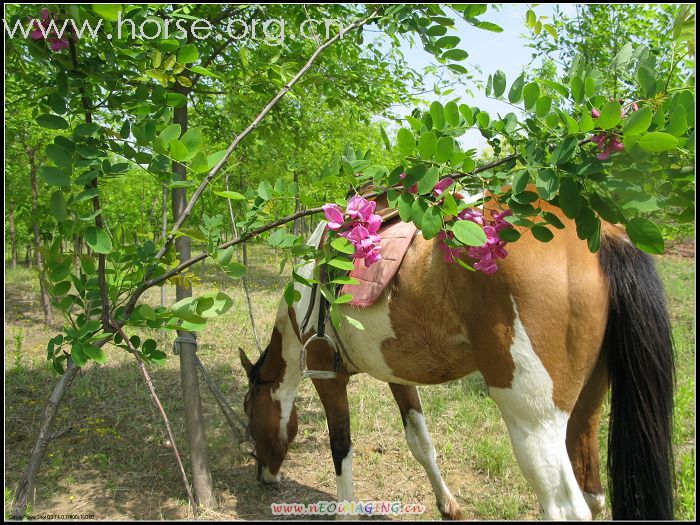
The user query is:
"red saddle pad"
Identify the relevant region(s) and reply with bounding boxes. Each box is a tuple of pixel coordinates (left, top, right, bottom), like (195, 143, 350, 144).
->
(340, 219, 418, 307)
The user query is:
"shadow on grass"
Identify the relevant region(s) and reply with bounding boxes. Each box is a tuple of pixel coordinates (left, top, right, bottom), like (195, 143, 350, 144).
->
(4, 360, 338, 520)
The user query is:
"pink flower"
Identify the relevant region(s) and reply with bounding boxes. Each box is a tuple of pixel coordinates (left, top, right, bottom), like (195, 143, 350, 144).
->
(591, 108, 601, 118)
(437, 231, 466, 263)
(346, 194, 376, 222)
(322, 203, 345, 231)
(433, 177, 455, 197)
(631, 102, 639, 112)
(29, 9, 69, 52)
(439, 206, 514, 274)
(323, 194, 383, 268)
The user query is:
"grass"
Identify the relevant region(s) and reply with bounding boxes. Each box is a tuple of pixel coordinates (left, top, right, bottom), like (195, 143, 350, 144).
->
(3, 244, 696, 520)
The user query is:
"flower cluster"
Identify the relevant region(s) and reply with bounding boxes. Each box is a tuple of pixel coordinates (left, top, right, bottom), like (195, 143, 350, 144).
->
(434, 178, 514, 275)
(323, 195, 382, 267)
(590, 100, 639, 161)
(30, 9, 69, 52)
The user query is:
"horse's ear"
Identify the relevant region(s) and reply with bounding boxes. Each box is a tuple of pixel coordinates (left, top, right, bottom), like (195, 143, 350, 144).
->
(239, 347, 253, 374)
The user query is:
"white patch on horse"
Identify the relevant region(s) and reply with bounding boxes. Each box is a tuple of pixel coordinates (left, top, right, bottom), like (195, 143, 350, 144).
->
(336, 446, 354, 502)
(583, 492, 606, 518)
(261, 466, 281, 483)
(489, 297, 592, 520)
(337, 297, 415, 384)
(404, 408, 459, 517)
(269, 222, 326, 443)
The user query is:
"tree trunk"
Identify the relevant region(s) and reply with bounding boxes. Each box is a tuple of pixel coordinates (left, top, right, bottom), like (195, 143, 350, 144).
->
(27, 244, 32, 268)
(9, 199, 17, 270)
(171, 85, 216, 509)
(30, 158, 52, 326)
(161, 185, 168, 308)
(11, 358, 79, 518)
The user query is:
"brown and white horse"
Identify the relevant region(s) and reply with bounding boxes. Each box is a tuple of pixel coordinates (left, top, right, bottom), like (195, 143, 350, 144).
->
(238, 196, 675, 520)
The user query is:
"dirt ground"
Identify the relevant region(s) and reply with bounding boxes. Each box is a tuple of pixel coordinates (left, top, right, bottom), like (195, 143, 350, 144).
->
(4, 245, 696, 521)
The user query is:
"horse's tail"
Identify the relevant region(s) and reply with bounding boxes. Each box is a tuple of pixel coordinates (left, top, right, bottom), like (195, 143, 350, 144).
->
(599, 228, 675, 519)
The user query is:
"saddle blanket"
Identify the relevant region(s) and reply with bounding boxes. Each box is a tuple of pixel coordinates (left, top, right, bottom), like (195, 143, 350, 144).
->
(340, 219, 418, 307)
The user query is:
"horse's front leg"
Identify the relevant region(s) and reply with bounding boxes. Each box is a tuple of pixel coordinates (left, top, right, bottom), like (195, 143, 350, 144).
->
(311, 373, 353, 502)
(389, 383, 463, 520)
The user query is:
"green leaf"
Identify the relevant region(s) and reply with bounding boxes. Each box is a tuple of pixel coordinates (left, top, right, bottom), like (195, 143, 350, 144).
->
(417, 167, 440, 195)
(420, 206, 443, 240)
(453, 219, 488, 246)
(223, 262, 247, 278)
(508, 74, 525, 103)
(398, 193, 414, 222)
(328, 258, 355, 271)
(159, 123, 182, 143)
(622, 107, 653, 135)
(71, 342, 88, 367)
(666, 105, 688, 137)
(531, 225, 554, 242)
(542, 80, 569, 98)
(258, 180, 273, 200)
(330, 237, 355, 255)
(512, 170, 529, 194)
(638, 132, 678, 152)
(435, 136, 454, 163)
(499, 228, 521, 242)
(181, 128, 202, 155)
(626, 218, 664, 254)
(535, 96, 552, 117)
(542, 211, 565, 229)
(83, 345, 107, 364)
(92, 4, 121, 21)
(196, 291, 233, 319)
(493, 70, 507, 97)
(165, 93, 187, 108)
(435, 35, 460, 49)
(558, 177, 581, 219)
(190, 65, 220, 79)
(523, 82, 540, 110)
(168, 139, 188, 161)
(84, 226, 113, 254)
(550, 135, 578, 165)
(36, 114, 69, 130)
(442, 49, 469, 61)
(536, 169, 559, 200)
(39, 166, 70, 186)
(137, 304, 157, 321)
(45, 144, 72, 167)
(444, 101, 460, 126)
(177, 44, 199, 64)
(397, 127, 415, 155)
(213, 190, 246, 200)
(570, 76, 584, 103)
(596, 100, 621, 130)
(49, 190, 67, 220)
(418, 131, 438, 158)
(430, 101, 445, 130)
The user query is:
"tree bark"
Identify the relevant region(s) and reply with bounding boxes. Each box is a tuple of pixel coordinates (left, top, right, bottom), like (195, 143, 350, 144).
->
(9, 199, 17, 270)
(29, 153, 52, 326)
(172, 84, 216, 509)
(161, 185, 168, 308)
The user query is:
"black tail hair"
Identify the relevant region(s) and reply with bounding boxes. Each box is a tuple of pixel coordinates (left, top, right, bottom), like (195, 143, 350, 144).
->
(599, 233, 675, 519)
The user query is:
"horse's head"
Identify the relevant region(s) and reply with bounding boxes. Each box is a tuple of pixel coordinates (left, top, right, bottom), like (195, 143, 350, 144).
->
(239, 343, 298, 485)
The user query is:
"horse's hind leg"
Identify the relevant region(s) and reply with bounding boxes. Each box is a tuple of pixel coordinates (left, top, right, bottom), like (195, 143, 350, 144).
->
(389, 383, 463, 520)
(566, 350, 608, 518)
(486, 311, 592, 519)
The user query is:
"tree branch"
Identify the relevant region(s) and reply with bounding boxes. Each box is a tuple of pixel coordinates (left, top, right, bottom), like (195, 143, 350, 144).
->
(155, 10, 380, 260)
(110, 318, 198, 514)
